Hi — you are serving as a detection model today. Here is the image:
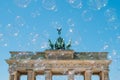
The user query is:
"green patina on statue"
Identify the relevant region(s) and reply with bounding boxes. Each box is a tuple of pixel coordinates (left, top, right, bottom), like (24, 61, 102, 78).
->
(48, 28, 71, 50)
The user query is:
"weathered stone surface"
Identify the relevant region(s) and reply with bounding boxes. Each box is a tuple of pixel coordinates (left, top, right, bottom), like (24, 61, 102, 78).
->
(8, 51, 108, 60)
(6, 28, 111, 80)
(45, 50, 74, 60)
(74, 52, 108, 60)
(6, 50, 111, 80)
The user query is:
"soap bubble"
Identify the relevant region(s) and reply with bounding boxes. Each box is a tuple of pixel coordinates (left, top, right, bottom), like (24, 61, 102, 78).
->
(81, 10, 93, 21)
(66, 18, 75, 38)
(108, 55, 112, 59)
(42, 0, 57, 11)
(112, 50, 117, 55)
(66, 24, 81, 50)
(15, 16, 25, 27)
(31, 33, 39, 43)
(6, 23, 12, 28)
(14, 0, 31, 8)
(0, 33, 3, 40)
(104, 8, 117, 22)
(117, 36, 120, 39)
(6, 23, 20, 37)
(103, 44, 109, 50)
(67, 0, 83, 9)
(40, 42, 48, 49)
(67, 18, 75, 27)
(4, 43, 8, 47)
(13, 31, 19, 37)
(87, 0, 108, 10)
(51, 21, 62, 29)
(31, 10, 40, 18)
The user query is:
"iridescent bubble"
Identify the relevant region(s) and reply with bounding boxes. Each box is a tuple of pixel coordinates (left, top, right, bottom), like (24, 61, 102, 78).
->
(31, 10, 40, 18)
(4, 43, 8, 47)
(7, 23, 12, 28)
(6, 23, 20, 37)
(67, 0, 83, 9)
(51, 21, 62, 29)
(108, 55, 112, 59)
(40, 42, 48, 49)
(66, 28, 74, 40)
(117, 36, 120, 39)
(104, 8, 117, 22)
(42, 0, 57, 11)
(0, 33, 3, 40)
(112, 50, 117, 55)
(13, 31, 19, 37)
(31, 33, 39, 43)
(15, 16, 25, 27)
(114, 55, 120, 69)
(103, 44, 109, 50)
(67, 18, 75, 27)
(14, 0, 31, 8)
(87, 0, 108, 10)
(72, 34, 81, 49)
(66, 27, 81, 50)
(69, 28, 73, 33)
(81, 10, 93, 21)
(42, 30, 50, 39)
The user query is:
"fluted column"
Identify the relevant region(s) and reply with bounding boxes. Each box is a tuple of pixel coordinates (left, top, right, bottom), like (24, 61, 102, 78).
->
(104, 71, 109, 80)
(27, 70, 36, 80)
(100, 71, 104, 80)
(68, 70, 74, 80)
(45, 70, 52, 80)
(100, 71, 109, 80)
(9, 75, 14, 80)
(32, 71, 36, 80)
(84, 70, 92, 80)
(14, 71, 20, 80)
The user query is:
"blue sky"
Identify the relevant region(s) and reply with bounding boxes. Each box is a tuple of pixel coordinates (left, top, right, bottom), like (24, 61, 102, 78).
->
(0, 0, 120, 80)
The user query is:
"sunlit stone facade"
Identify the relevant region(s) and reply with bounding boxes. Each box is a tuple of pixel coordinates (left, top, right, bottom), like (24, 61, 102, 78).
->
(6, 28, 111, 80)
(6, 50, 111, 80)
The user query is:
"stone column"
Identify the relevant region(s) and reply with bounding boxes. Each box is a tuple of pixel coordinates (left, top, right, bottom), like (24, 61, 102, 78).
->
(14, 71, 20, 80)
(84, 70, 92, 80)
(27, 70, 36, 80)
(45, 70, 52, 80)
(104, 71, 109, 80)
(100, 71, 104, 80)
(9, 75, 14, 80)
(100, 71, 109, 80)
(68, 70, 74, 80)
(32, 71, 36, 80)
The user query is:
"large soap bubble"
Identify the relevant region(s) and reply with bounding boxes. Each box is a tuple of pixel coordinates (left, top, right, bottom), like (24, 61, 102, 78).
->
(67, 0, 83, 9)
(104, 8, 117, 22)
(14, 0, 31, 8)
(87, 0, 108, 10)
(81, 10, 93, 21)
(15, 16, 25, 27)
(67, 18, 75, 27)
(42, 0, 57, 11)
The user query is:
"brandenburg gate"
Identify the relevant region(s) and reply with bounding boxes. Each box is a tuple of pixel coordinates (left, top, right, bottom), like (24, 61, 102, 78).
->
(6, 28, 111, 80)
